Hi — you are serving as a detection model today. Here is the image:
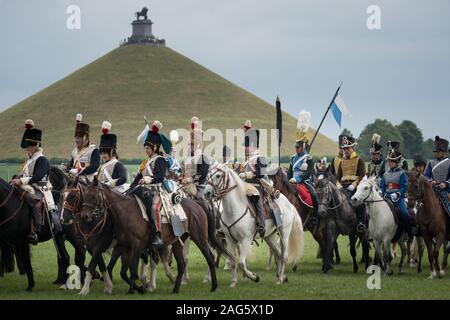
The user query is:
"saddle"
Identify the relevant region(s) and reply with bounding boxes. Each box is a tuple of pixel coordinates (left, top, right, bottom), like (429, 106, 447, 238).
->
(293, 183, 314, 208)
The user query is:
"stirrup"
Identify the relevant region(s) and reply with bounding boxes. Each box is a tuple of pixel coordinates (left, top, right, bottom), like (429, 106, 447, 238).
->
(28, 233, 38, 246)
(356, 222, 366, 233)
(151, 234, 164, 248)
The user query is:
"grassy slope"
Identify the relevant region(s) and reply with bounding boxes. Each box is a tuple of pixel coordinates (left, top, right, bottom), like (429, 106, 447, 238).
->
(0, 45, 337, 160)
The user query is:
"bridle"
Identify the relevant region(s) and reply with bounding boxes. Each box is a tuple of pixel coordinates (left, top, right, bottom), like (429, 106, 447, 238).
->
(317, 184, 344, 211)
(207, 167, 237, 200)
(61, 184, 83, 224)
(207, 166, 256, 243)
(358, 182, 385, 204)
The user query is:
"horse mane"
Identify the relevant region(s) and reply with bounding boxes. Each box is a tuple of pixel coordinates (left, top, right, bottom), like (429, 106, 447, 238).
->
(49, 166, 68, 191)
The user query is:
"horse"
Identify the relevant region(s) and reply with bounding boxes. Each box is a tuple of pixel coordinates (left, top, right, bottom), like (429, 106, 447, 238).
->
(204, 164, 304, 286)
(351, 176, 407, 275)
(407, 172, 449, 278)
(268, 167, 337, 271)
(78, 180, 219, 294)
(0, 167, 87, 291)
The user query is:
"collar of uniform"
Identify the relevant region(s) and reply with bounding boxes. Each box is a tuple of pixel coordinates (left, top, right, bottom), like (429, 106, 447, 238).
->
(77, 143, 96, 152)
(296, 151, 307, 157)
(346, 151, 358, 160)
(27, 148, 43, 161)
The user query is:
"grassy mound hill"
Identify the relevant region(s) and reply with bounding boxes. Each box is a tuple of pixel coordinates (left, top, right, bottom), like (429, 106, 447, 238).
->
(0, 45, 337, 160)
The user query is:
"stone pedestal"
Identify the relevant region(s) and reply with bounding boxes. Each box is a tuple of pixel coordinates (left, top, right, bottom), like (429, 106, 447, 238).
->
(123, 19, 166, 46)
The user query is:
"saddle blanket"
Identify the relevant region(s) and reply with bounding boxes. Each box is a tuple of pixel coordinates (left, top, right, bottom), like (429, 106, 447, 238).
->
(294, 184, 313, 208)
(134, 195, 187, 224)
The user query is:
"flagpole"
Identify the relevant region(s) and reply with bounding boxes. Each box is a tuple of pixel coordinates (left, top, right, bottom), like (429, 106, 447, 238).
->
(276, 96, 282, 167)
(308, 81, 343, 153)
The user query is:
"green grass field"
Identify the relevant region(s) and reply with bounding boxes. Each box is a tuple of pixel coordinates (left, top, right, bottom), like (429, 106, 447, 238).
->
(1, 162, 449, 300)
(1, 233, 449, 300)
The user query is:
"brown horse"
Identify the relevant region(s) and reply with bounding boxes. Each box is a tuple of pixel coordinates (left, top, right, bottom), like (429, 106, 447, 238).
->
(407, 172, 449, 278)
(269, 168, 327, 271)
(78, 182, 218, 294)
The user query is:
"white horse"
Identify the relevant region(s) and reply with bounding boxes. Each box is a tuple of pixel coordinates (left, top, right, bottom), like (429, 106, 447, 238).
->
(204, 164, 304, 286)
(351, 176, 407, 275)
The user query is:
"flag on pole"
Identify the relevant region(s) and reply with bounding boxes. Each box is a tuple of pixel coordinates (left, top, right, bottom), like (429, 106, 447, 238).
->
(330, 93, 348, 127)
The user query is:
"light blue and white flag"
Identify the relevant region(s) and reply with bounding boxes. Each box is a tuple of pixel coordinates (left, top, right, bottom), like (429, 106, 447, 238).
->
(330, 93, 348, 127)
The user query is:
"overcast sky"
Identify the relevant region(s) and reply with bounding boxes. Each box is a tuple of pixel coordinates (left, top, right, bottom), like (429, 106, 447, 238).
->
(0, 0, 449, 140)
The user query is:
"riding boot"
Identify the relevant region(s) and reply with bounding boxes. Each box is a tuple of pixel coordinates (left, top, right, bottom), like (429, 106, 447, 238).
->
(249, 195, 265, 238)
(356, 204, 366, 233)
(403, 216, 414, 242)
(138, 188, 164, 249)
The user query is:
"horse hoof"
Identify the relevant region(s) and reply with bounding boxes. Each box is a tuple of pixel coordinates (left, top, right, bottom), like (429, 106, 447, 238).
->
(417, 268, 422, 274)
(127, 288, 135, 294)
(230, 282, 237, 288)
(439, 270, 445, 278)
(210, 284, 218, 292)
(292, 265, 298, 272)
(136, 286, 145, 294)
(53, 279, 66, 285)
(26, 287, 33, 292)
(335, 259, 341, 265)
(254, 275, 260, 283)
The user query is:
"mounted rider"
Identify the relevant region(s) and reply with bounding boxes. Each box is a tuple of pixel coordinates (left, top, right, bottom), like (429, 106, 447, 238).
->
(67, 114, 100, 183)
(385, 140, 408, 172)
(380, 147, 413, 240)
(329, 135, 345, 177)
(424, 136, 450, 215)
(97, 121, 128, 193)
(11, 120, 55, 245)
(238, 124, 266, 237)
(181, 117, 210, 199)
(130, 120, 172, 248)
(367, 133, 384, 180)
(287, 111, 318, 216)
(336, 135, 367, 233)
(413, 154, 427, 175)
(167, 130, 182, 180)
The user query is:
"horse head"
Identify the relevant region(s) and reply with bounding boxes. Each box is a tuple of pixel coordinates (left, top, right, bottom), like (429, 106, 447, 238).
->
(60, 177, 85, 225)
(204, 163, 229, 200)
(315, 178, 334, 216)
(351, 176, 377, 206)
(79, 178, 105, 223)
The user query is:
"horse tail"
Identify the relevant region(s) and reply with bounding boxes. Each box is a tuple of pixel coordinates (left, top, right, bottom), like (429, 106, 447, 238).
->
(287, 208, 304, 266)
(195, 199, 232, 260)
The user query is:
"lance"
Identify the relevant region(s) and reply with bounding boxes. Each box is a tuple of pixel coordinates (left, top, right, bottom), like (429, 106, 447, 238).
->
(276, 96, 282, 167)
(308, 81, 343, 153)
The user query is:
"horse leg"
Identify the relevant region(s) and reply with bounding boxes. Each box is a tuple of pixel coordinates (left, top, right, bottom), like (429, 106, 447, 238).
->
(97, 255, 113, 294)
(79, 247, 103, 296)
(171, 241, 186, 294)
(383, 238, 393, 276)
(442, 240, 449, 269)
(129, 248, 145, 294)
(237, 238, 259, 282)
(322, 227, 335, 274)
(147, 256, 158, 292)
(334, 240, 341, 265)
(417, 236, 424, 274)
(434, 235, 445, 278)
(225, 240, 238, 288)
(192, 236, 218, 292)
(349, 234, 359, 273)
(160, 249, 176, 284)
(373, 239, 383, 270)
(66, 230, 87, 283)
(54, 234, 70, 285)
(361, 234, 371, 272)
(398, 235, 407, 274)
(107, 245, 123, 281)
(181, 237, 190, 285)
(16, 242, 34, 291)
(422, 231, 436, 278)
(119, 253, 133, 293)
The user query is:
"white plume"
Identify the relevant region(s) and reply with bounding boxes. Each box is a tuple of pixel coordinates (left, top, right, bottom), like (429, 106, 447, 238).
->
(372, 133, 381, 144)
(136, 124, 149, 144)
(76, 113, 82, 122)
(170, 130, 179, 143)
(297, 110, 311, 133)
(102, 121, 112, 131)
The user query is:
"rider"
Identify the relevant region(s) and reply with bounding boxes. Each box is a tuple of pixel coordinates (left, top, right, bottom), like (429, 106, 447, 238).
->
(413, 154, 427, 175)
(329, 135, 345, 177)
(380, 147, 413, 240)
(424, 136, 450, 214)
(167, 130, 182, 180)
(238, 126, 266, 237)
(287, 111, 317, 216)
(385, 141, 408, 172)
(130, 120, 171, 248)
(67, 114, 100, 182)
(11, 120, 53, 245)
(367, 133, 384, 179)
(181, 117, 210, 199)
(97, 121, 128, 193)
(336, 135, 367, 233)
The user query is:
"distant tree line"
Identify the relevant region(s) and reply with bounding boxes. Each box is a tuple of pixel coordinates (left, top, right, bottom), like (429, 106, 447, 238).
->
(342, 119, 435, 160)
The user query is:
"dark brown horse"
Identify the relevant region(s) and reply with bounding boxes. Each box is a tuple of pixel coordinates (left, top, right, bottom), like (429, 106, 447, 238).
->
(407, 172, 449, 278)
(269, 168, 328, 271)
(78, 181, 218, 294)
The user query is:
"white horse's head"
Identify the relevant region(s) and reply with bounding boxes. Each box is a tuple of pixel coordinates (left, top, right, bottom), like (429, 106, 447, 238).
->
(204, 164, 238, 200)
(351, 176, 378, 206)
